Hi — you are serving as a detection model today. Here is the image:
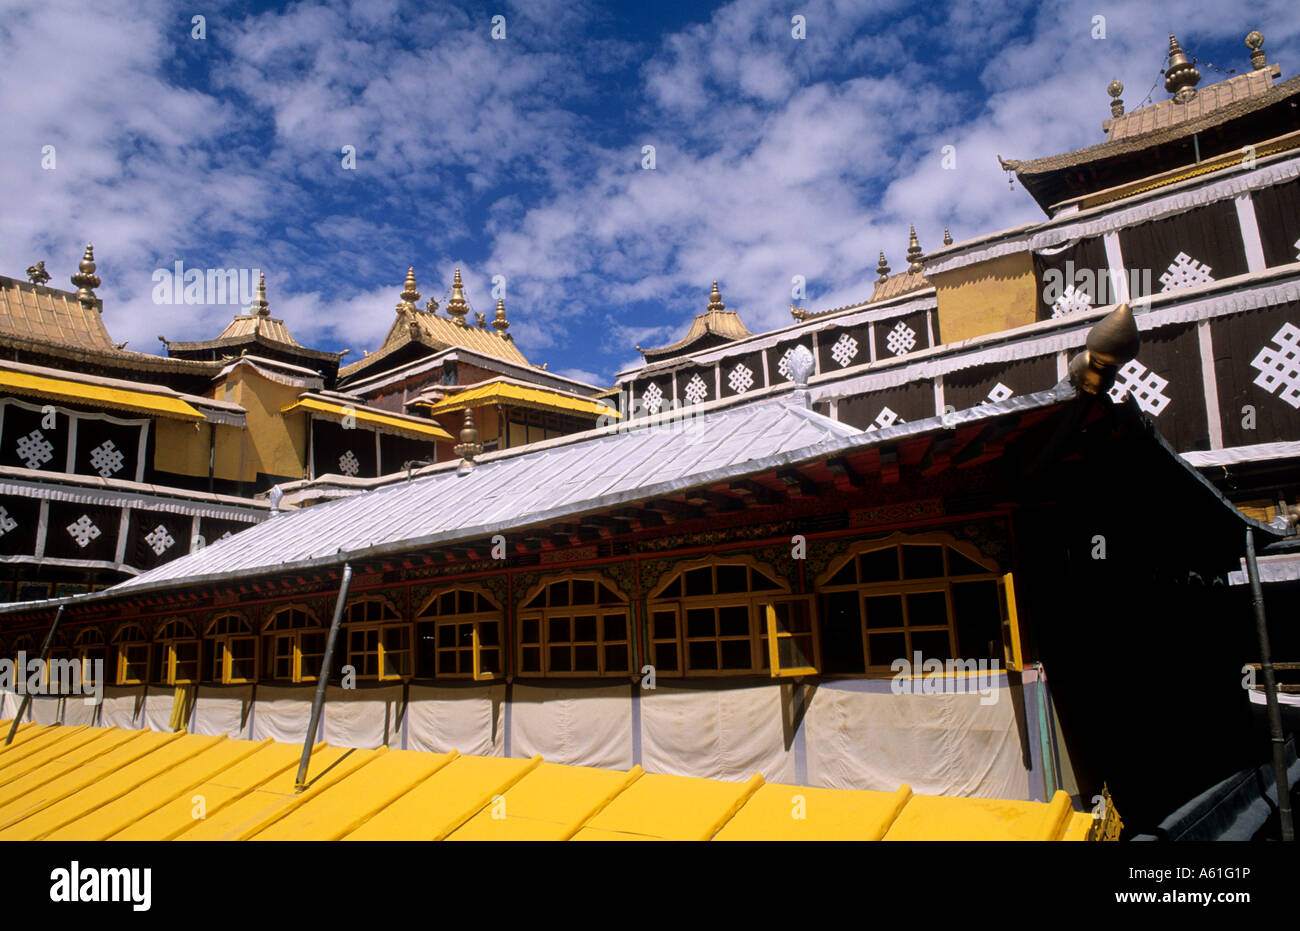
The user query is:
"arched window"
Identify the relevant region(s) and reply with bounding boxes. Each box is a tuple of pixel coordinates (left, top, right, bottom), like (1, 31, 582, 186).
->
(345, 597, 410, 681)
(262, 606, 324, 683)
(206, 614, 256, 684)
(113, 624, 151, 685)
(155, 618, 200, 685)
(815, 537, 1020, 674)
(647, 558, 810, 677)
(518, 576, 630, 677)
(73, 627, 107, 686)
(415, 587, 503, 680)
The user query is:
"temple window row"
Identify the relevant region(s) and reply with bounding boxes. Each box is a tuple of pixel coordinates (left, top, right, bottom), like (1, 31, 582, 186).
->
(0, 539, 1023, 687)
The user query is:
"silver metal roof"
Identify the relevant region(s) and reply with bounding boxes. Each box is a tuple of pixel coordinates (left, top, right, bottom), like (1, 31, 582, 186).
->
(112, 394, 862, 592)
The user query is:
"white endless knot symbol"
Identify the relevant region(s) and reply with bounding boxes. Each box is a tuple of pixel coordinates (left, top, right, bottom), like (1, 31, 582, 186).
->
(338, 450, 361, 476)
(1249, 321, 1300, 410)
(89, 439, 125, 478)
(1159, 252, 1214, 292)
(683, 373, 708, 405)
(886, 321, 917, 356)
(67, 514, 101, 549)
(865, 406, 904, 432)
(16, 429, 54, 469)
(641, 382, 663, 414)
(0, 507, 15, 535)
(831, 333, 859, 367)
(728, 364, 754, 394)
(1108, 360, 1171, 416)
(144, 524, 175, 556)
(1051, 283, 1093, 318)
(777, 347, 796, 380)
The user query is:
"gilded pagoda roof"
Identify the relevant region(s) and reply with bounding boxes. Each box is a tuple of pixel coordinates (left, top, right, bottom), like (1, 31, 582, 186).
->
(640, 281, 753, 363)
(0, 275, 116, 352)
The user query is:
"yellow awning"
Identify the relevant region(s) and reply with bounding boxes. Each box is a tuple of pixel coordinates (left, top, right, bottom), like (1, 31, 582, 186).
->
(0, 722, 1101, 841)
(416, 382, 619, 419)
(282, 397, 453, 442)
(0, 370, 205, 422)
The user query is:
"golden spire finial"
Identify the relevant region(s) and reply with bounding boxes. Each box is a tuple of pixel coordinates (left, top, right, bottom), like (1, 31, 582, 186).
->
(1165, 35, 1201, 103)
(876, 251, 890, 283)
(906, 226, 924, 274)
(454, 406, 484, 473)
(397, 267, 420, 313)
(942, 227, 953, 246)
(70, 244, 101, 309)
(707, 280, 725, 313)
(1246, 30, 1266, 70)
(248, 272, 270, 315)
(1107, 79, 1125, 118)
(492, 298, 510, 334)
(446, 268, 469, 326)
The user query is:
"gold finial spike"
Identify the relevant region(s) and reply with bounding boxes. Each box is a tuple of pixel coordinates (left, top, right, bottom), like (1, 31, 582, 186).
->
(454, 406, 485, 472)
(1067, 303, 1139, 396)
(70, 244, 102, 308)
(398, 267, 420, 312)
(1246, 30, 1266, 70)
(1165, 35, 1201, 103)
(446, 268, 470, 326)
(1108, 79, 1124, 117)
(876, 251, 890, 283)
(492, 298, 510, 333)
(943, 227, 953, 246)
(707, 280, 725, 313)
(249, 272, 270, 315)
(906, 226, 924, 274)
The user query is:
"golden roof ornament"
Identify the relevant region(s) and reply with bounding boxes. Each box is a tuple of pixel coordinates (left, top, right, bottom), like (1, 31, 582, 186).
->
(248, 272, 270, 316)
(446, 268, 470, 327)
(25, 261, 50, 285)
(492, 298, 510, 334)
(1108, 79, 1124, 117)
(906, 226, 924, 274)
(1165, 35, 1201, 104)
(876, 251, 890, 283)
(70, 244, 102, 309)
(397, 267, 420, 313)
(454, 406, 484, 474)
(707, 280, 725, 313)
(942, 228, 953, 246)
(1246, 30, 1266, 70)
(1067, 303, 1139, 396)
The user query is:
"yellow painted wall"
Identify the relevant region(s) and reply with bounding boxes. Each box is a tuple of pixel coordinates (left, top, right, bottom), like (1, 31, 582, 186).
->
(153, 420, 212, 477)
(216, 370, 308, 482)
(931, 251, 1038, 344)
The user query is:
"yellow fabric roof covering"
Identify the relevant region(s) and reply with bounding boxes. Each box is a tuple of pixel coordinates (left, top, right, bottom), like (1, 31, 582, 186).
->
(417, 381, 619, 419)
(0, 369, 205, 421)
(0, 723, 1099, 841)
(282, 396, 453, 442)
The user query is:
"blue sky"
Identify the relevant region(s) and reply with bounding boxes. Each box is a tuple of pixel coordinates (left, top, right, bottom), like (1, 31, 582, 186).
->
(2, 0, 1298, 385)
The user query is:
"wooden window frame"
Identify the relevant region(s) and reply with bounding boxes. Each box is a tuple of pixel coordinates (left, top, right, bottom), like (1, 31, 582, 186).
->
(73, 627, 107, 687)
(262, 605, 325, 684)
(415, 585, 504, 681)
(344, 597, 411, 682)
(815, 534, 1018, 676)
(516, 573, 632, 679)
(155, 618, 200, 686)
(646, 556, 792, 677)
(205, 613, 258, 684)
(764, 595, 820, 678)
(113, 624, 152, 686)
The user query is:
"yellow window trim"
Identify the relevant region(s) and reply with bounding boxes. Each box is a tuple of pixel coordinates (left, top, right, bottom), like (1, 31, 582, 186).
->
(999, 571, 1024, 671)
(282, 396, 454, 442)
(0, 370, 206, 422)
(764, 598, 819, 678)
